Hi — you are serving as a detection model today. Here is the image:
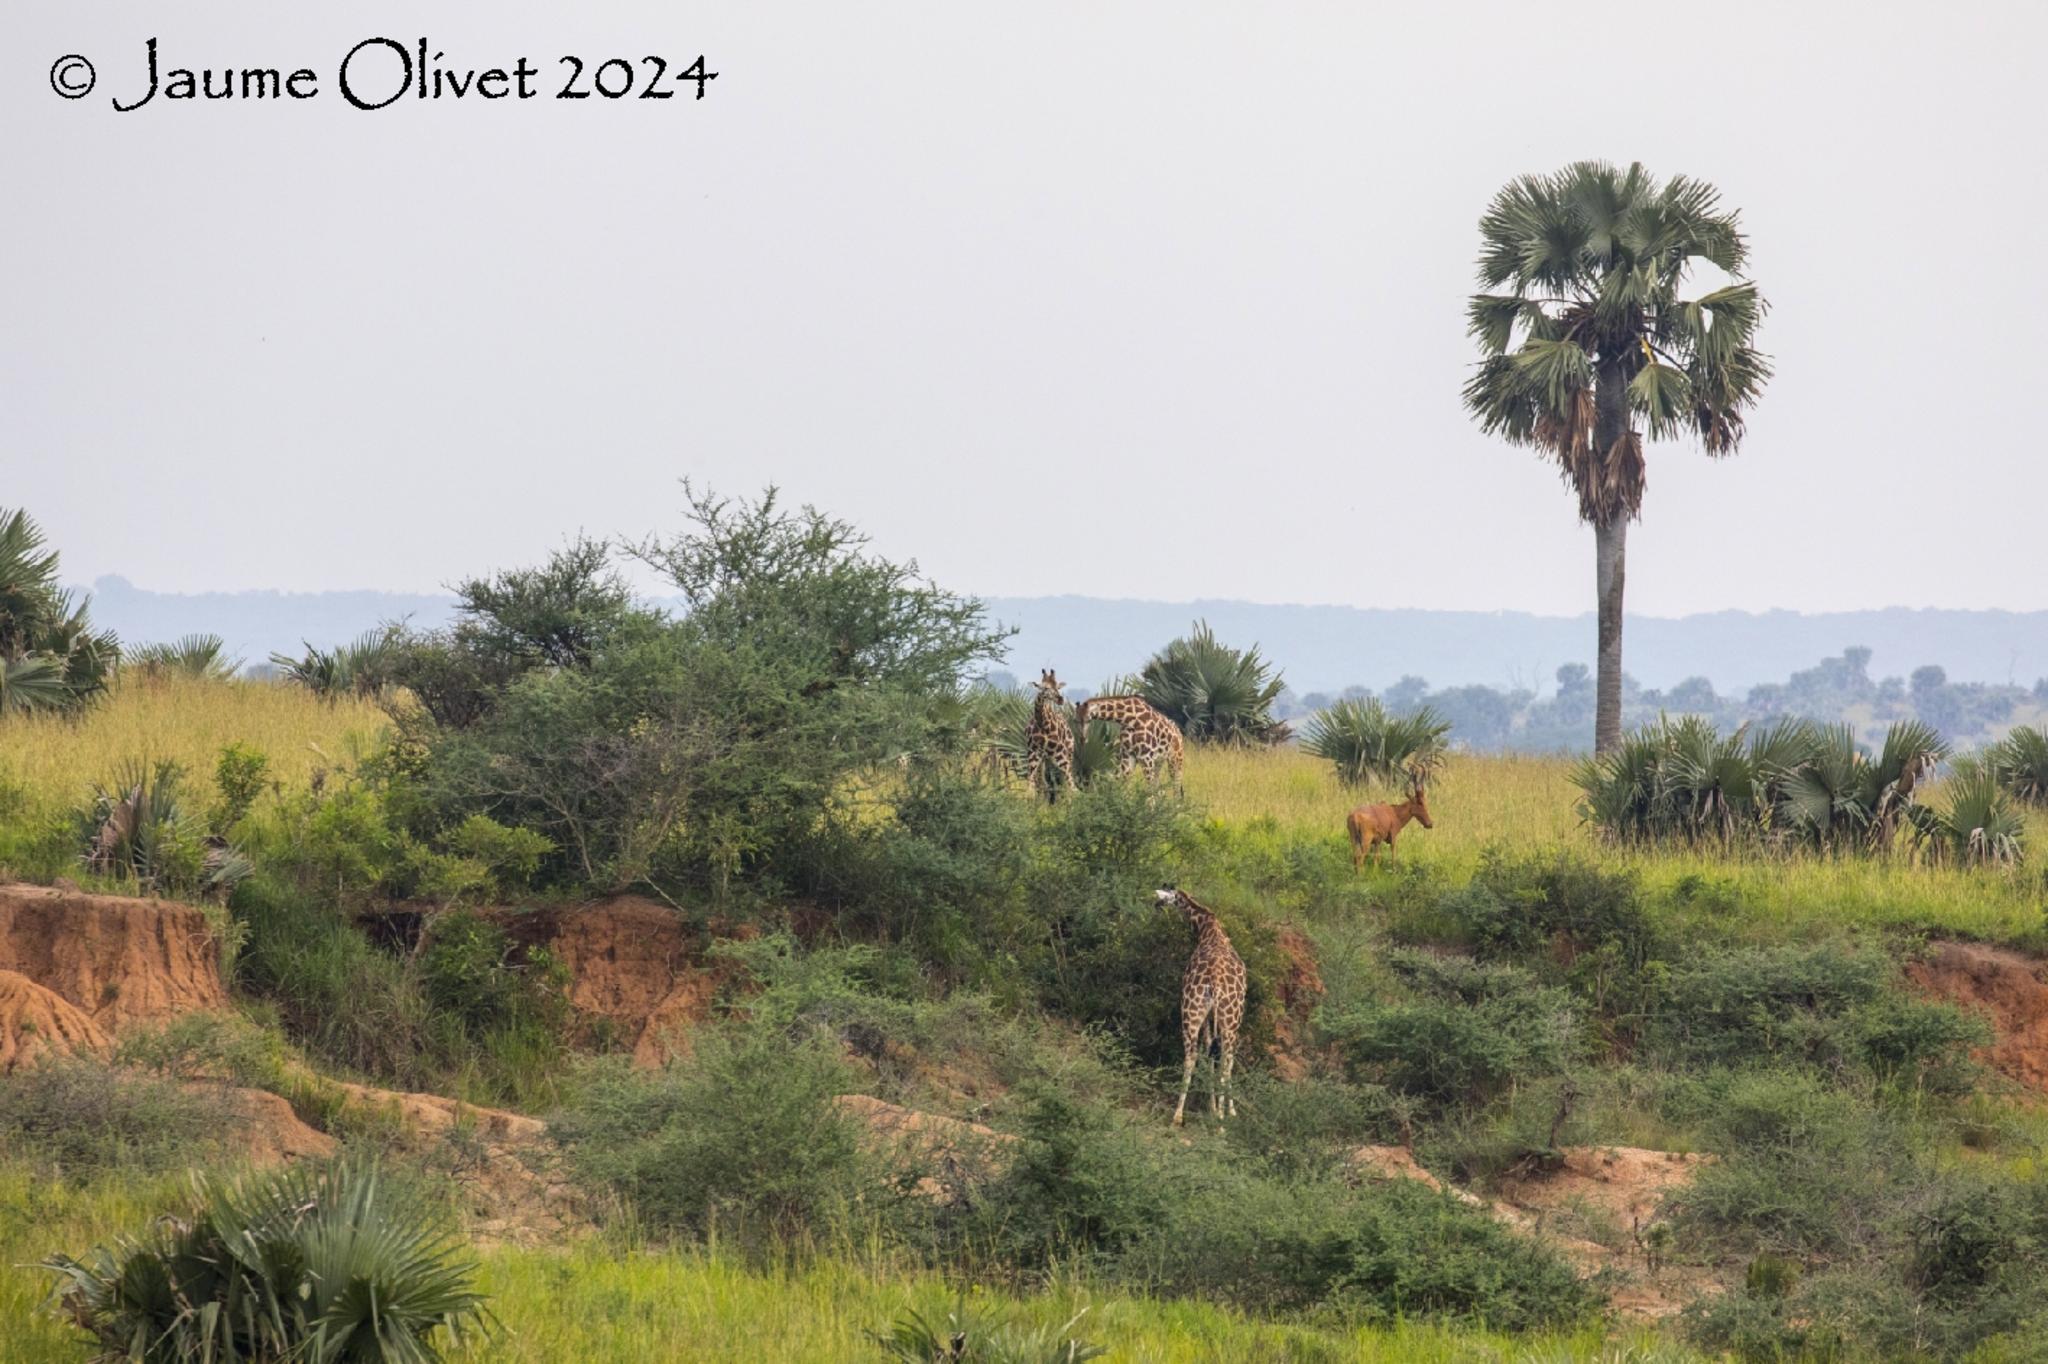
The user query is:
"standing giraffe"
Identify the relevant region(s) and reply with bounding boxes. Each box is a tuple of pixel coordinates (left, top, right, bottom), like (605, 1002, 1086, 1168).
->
(1157, 886, 1247, 1125)
(1076, 695, 1185, 791)
(1024, 669, 1076, 802)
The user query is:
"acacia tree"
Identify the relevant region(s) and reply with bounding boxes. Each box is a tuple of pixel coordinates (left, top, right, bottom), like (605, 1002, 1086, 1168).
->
(1463, 162, 1770, 752)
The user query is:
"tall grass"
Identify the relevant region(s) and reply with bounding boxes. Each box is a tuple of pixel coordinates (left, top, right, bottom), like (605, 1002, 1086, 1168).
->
(0, 675, 387, 814)
(1185, 747, 2048, 945)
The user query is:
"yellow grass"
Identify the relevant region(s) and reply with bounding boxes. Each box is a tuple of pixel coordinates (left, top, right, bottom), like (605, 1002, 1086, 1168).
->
(1186, 746, 2048, 944)
(0, 676, 388, 811)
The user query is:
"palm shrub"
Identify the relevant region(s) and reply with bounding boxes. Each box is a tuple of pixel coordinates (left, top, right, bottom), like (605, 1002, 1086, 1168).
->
(0, 505, 120, 713)
(82, 758, 200, 888)
(272, 628, 400, 700)
(42, 1158, 492, 1364)
(1914, 766, 2027, 868)
(1574, 716, 1959, 857)
(1136, 620, 1287, 745)
(1982, 725, 2048, 806)
(1773, 720, 1945, 854)
(873, 1302, 1106, 1364)
(126, 633, 241, 681)
(1302, 698, 1449, 790)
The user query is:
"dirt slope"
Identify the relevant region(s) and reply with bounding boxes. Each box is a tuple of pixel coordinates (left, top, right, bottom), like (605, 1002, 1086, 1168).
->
(491, 897, 747, 1066)
(1267, 924, 1325, 1081)
(1349, 1142, 1713, 1319)
(0, 882, 227, 1028)
(0, 969, 114, 1072)
(1908, 940, 2048, 1094)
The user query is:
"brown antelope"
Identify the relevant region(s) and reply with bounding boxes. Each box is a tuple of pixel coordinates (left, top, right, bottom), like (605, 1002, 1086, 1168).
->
(1347, 786, 1433, 870)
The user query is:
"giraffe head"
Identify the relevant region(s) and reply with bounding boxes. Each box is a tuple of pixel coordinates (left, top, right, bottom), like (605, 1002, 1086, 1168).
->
(1155, 885, 1198, 923)
(1035, 669, 1066, 705)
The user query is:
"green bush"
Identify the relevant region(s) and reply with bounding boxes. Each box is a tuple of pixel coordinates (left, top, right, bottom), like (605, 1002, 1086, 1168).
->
(77, 757, 250, 900)
(1682, 1159, 2048, 1361)
(418, 909, 568, 1044)
(971, 1089, 1165, 1267)
(113, 1010, 291, 1090)
(210, 741, 271, 837)
(0, 1060, 226, 1179)
(231, 877, 556, 1108)
(1667, 1069, 1904, 1259)
(802, 764, 1035, 980)
(42, 1157, 491, 1363)
(1312, 1178, 1598, 1330)
(1641, 941, 1986, 1090)
(1322, 952, 1578, 1111)
(1438, 851, 1653, 966)
(551, 1026, 869, 1245)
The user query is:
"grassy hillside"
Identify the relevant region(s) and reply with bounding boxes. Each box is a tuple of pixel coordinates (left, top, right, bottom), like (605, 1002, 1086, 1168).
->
(5, 674, 2048, 1357)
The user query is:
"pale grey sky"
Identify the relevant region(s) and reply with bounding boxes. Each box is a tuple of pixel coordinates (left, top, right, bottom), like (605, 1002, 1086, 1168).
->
(5, 1, 2043, 616)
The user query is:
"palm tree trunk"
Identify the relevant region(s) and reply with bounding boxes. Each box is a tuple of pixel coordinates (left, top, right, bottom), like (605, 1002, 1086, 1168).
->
(1594, 516, 1626, 754)
(1592, 357, 1630, 755)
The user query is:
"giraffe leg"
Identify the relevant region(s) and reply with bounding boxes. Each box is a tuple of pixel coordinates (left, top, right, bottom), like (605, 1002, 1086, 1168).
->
(1219, 1035, 1238, 1118)
(1172, 1032, 1198, 1127)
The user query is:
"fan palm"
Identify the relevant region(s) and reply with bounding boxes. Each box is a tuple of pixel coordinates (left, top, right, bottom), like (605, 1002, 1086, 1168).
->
(1137, 620, 1288, 745)
(0, 507, 119, 712)
(1464, 163, 1771, 753)
(43, 1158, 492, 1364)
(1303, 698, 1450, 790)
(127, 632, 241, 681)
(1984, 725, 2048, 806)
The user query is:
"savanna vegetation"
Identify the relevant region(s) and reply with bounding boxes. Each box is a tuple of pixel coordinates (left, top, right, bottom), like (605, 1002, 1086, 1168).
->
(1, 169, 2041, 1362)
(3, 483, 2046, 1363)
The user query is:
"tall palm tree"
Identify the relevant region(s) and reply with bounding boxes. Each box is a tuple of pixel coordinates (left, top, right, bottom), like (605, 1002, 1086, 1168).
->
(1463, 162, 1770, 752)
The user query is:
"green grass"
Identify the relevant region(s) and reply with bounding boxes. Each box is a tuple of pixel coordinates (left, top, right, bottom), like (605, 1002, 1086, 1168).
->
(0, 1164, 1688, 1363)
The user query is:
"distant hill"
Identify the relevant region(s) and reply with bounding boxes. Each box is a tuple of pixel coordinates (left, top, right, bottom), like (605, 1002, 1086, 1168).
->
(76, 576, 2048, 696)
(984, 597, 2048, 696)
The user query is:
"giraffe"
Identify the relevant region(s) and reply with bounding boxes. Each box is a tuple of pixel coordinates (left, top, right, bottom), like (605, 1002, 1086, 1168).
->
(1157, 886, 1247, 1125)
(1076, 695, 1185, 791)
(1024, 669, 1076, 802)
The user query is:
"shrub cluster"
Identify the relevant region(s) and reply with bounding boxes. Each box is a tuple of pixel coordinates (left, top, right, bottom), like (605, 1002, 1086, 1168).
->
(1574, 715, 2028, 864)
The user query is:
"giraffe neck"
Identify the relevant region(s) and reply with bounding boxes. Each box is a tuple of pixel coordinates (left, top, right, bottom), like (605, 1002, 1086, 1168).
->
(1033, 693, 1063, 727)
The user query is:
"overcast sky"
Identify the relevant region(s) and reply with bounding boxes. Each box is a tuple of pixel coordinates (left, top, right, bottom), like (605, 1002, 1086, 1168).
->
(5, 2, 2043, 618)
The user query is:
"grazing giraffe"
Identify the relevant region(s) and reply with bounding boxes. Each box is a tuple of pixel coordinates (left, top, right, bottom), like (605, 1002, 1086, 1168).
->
(1076, 695, 1185, 791)
(1024, 669, 1076, 802)
(1157, 886, 1247, 1125)
(1345, 785, 1433, 870)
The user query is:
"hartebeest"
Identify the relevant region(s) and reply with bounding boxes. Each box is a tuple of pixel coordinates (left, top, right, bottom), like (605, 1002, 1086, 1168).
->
(1346, 786, 1433, 870)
